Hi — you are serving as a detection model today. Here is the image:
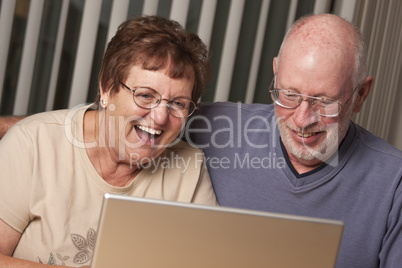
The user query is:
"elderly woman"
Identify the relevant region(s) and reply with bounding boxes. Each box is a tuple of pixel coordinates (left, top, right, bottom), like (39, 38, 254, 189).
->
(0, 16, 217, 267)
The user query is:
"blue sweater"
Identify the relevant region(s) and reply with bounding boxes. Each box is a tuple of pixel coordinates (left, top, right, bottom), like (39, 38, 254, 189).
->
(186, 102, 402, 268)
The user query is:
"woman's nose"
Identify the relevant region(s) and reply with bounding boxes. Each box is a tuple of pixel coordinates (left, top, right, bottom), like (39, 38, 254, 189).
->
(150, 100, 170, 125)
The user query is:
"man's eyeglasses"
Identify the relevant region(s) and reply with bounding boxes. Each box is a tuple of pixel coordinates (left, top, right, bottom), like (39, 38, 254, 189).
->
(269, 78, 360, 117)
(119, 81, 197, 119)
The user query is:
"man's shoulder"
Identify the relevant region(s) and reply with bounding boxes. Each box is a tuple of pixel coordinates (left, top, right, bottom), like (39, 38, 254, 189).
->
(354, 123, 402, 160)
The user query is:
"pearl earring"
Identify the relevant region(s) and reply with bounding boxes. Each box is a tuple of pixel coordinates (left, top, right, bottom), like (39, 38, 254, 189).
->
(101, 99, 107, 107)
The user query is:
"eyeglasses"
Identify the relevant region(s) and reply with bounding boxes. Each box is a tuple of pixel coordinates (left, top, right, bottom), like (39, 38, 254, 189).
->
(119, 81, 197, 118)
(269, 78, 360, 117)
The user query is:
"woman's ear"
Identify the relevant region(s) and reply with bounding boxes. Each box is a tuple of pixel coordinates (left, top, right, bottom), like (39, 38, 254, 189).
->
(353, 76, 373, 113)
(99, 82, 111, 109)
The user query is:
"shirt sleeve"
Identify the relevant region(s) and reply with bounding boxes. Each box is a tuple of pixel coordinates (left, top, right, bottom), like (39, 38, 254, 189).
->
(0, 124, 34, 233)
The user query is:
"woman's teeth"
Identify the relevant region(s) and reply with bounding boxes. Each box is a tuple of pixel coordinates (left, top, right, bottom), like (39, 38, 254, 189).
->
(297, 132, 315, 138)
(137, 125, 162, 135)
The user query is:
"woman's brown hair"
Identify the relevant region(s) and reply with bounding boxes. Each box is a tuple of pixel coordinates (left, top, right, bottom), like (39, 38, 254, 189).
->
(98, 15, 210, 103)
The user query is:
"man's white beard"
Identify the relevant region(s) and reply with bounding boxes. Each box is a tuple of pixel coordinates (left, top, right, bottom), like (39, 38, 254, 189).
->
(276, 107, 353, 164)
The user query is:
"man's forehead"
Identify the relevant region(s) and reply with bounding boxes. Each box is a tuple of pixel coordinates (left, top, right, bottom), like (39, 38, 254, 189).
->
(279, 33, 354, 82)
(276, 53, 353, 98)
(285, 15, 355, 51)
(279, 45, 349, 74)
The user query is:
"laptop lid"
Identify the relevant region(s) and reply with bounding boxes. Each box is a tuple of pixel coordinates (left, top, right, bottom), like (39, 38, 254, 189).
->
(91, 193, 344, 268)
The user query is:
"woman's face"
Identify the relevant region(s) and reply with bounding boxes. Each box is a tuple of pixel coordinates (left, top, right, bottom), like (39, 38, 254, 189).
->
(100, 65, 194, 166)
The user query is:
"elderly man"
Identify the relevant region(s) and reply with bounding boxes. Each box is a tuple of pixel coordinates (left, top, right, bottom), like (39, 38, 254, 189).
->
(186, 14, 401, 267)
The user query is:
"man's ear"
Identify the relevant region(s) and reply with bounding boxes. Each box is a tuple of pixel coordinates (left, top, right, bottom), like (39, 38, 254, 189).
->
(353, 76, 373, 113)
(273, 57, 278, 75)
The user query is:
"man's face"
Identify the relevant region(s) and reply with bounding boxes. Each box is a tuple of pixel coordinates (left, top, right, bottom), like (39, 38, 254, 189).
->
(274, 46, 356, 166)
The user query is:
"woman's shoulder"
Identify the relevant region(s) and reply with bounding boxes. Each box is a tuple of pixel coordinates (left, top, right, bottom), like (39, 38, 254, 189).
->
(16, 104, 91, 127)
(15, 109, 70, 126)
(4, 105, 90, 144)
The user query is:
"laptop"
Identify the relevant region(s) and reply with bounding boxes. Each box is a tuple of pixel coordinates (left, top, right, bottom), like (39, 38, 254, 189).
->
(91, 193, 344, 268)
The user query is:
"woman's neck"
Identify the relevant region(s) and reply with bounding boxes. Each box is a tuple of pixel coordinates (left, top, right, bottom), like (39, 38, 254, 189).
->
(83, 109, 141, 187)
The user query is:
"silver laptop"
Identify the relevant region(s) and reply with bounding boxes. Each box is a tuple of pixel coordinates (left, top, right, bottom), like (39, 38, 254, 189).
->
(91, 193, 344, 268)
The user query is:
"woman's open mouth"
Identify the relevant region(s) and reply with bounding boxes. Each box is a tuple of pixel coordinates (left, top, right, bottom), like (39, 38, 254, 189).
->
(135, 125, 163, 143)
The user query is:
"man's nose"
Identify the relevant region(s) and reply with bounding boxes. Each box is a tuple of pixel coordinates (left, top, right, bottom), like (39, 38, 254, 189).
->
(293, 99, 319, 128)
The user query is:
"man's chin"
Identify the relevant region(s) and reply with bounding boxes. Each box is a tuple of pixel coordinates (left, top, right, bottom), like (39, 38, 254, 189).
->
(287, 141, 337, 163)
(289, 147, 318, 162)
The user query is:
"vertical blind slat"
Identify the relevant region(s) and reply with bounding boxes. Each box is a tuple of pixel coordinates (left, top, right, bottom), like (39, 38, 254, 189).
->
(197, 0, 217, 50)
(106, 0, 130, 45)
(170, 0, 190, 27)
(353, 0, 375, 125)
(213, 0, 245, 102)
(355, 0, 378, 126)
(333, 0, 357, 22)
(0, 0, 16, 105)
(13, 0, 45, 114)
(379, 8, 391, 137)
(286, 0, 298, 30)
(313, 0, 332, 14)
(365, 1, 387, 132)
(142, 0, 159, 16)
(46, 0, 70, 111)
(245, 0, 271, 104)
(379, 1, 393, 137)
(68, 0, 103, 108)
(381, 0, 402, 138)
(374, 1, 391, 136)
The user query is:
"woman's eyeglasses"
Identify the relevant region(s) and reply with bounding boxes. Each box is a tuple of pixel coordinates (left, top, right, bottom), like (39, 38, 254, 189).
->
(120, 81, 197, 118)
